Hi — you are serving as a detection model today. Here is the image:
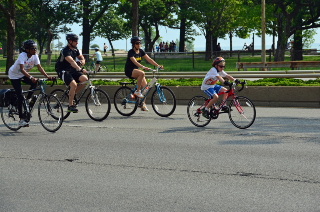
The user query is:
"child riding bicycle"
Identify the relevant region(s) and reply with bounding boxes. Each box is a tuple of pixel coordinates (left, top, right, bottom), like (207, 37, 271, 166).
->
(200, 57, 240, 118)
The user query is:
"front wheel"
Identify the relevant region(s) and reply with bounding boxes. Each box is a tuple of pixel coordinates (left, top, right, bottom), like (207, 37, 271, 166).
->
(38, 94, 64, 132)
(113, 86, 138, 116)
(151, 86, 176, 117)
(228, 96, 256, 129)
(85, 88, 111, 121)
(187, 96, 211, 127)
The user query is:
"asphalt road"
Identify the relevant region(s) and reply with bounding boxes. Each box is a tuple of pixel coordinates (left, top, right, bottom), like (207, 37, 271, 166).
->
(1, 105, 320, 212)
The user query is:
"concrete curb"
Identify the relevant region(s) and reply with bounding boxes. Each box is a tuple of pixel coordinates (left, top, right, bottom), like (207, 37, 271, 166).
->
(1, 85, 320, 108)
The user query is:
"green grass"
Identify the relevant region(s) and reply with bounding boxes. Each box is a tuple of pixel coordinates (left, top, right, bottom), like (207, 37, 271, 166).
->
(1, 53, 320, 86)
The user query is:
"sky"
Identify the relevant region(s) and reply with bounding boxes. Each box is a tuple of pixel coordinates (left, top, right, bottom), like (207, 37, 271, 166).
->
(57, 24, 320, 51)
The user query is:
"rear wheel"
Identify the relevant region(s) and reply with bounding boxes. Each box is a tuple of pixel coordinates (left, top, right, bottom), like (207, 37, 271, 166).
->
(50, 89, 70, 120)
(85, 88, 111, 121)
(113, 87, 138, 116)
(187, 96, 211, 127)
(1, 104, 22, 131)
(229, 96, 256, 129)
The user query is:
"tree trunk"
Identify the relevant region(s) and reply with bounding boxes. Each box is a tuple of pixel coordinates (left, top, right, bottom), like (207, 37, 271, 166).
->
(205, 30, 212, 61)
(1, 0, 16, 74)
(179, 17, 186, 52)
(46, 30, 54, 65)
(82, 0, 91, 61)
(291, 14, 303, 61)
(132, 0, 139, 36)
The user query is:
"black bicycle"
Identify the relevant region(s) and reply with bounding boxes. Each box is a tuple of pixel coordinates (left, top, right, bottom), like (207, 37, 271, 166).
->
(0, 79, 64, 132)
(50, 71, 111, 121)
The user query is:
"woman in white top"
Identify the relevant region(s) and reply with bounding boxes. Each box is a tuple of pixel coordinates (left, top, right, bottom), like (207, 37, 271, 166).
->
(8, 40, 53, 127)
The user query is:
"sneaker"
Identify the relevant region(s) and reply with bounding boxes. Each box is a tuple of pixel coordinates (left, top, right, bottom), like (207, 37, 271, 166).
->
(19, 120, 29, 127)
(140, 103, 149, 111)
(222, 105, 229, 112)
(201, 108, 210, 119)
(68, 105, 78, 113)
(134, 91, 144, 98)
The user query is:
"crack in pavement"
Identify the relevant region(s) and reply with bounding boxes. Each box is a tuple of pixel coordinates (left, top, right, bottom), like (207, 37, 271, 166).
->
(1, 155, 319, 185)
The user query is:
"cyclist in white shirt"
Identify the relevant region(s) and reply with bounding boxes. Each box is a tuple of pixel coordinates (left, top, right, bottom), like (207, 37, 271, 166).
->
(200, 57, 239, 118)
(8, 40, 53, 126)
(92, 47, 103, 72)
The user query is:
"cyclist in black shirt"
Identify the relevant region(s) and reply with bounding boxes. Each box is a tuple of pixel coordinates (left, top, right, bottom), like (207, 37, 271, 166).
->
(125, 36, 163, 111)
(56, 33, 88, 113)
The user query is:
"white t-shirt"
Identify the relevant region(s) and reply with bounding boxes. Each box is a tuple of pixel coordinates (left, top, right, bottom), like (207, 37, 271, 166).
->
(95, 51, 103, 61)
(9, 52, 40, 79)
(201, 67, 227, 90)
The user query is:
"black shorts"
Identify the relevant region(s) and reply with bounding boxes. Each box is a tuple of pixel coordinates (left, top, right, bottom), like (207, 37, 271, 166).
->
(57, 69, 83, 86)
(124, 68, 135, 79)
(96, 61, 101, 65)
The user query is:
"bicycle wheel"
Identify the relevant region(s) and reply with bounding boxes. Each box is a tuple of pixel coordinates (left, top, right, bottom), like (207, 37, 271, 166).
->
(187, 96, 211, 127)
(99, 65, 109, 72)
(113, 87, 138, 116)
(1, 104, 22, 131)
(151, 86, 176, 117)
(228, 96, 256, 129)
(50, 89, 70, 120)
(85, 88, 111, 121)
(38, 94, 64, 132)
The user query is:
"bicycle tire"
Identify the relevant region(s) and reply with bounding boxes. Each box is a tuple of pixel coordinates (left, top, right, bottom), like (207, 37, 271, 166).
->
(99, 65, 109, 72)
(1, 104, 22, 131)
(113, 86, 138, 116)
(187, 96, 211, 127)
(228, 96, 256, 129)
(50, 89, 71, 120)
(38, 94, 64, 132)
(85, 88, 111, 121)
(151, 86, 176, 117)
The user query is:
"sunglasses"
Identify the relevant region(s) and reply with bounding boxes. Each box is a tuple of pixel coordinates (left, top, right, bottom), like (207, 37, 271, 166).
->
(30, 48, 37, 50)
(135, 42, 141, 45)
(218, 65, 225, 68)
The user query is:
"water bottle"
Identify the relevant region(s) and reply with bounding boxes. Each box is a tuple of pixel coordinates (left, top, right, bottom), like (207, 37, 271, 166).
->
(29, 95, 37, 108)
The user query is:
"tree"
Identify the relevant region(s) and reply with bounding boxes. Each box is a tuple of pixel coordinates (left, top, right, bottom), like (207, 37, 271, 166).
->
(0, 0, 17, 73)
(81, 0, 118, 60)
(94, 6, 131, 56)
(268, 0, 320, 61)
(192, 0, 243, 60)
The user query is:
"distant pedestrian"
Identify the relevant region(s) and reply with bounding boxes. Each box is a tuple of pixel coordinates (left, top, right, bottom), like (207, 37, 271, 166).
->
(103, 43, 108, 55)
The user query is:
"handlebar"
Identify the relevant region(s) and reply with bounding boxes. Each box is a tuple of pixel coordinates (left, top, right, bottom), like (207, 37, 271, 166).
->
(37, 77, 58, 87)
(225, 80, 246, 93)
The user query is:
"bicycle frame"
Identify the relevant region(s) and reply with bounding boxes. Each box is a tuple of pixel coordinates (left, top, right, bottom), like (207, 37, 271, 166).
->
(122, 68, 161, 104)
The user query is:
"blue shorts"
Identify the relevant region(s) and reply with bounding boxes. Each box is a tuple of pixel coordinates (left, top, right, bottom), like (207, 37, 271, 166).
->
(203, 85, 223, 98)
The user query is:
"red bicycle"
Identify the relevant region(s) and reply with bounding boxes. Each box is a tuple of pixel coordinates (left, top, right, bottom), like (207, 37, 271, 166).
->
(187, 81, 256, 128)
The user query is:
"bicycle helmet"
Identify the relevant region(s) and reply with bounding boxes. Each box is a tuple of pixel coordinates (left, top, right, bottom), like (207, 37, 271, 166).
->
(130, 36, 142, 45)
(66, 33, 79, 42)
(22, 40, 37, 51)
(212, 57, 225, 66)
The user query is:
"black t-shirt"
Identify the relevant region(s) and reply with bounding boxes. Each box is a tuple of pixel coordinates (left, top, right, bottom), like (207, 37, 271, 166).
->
(125, 48, 146, 70)
(56, 45, 80, 71)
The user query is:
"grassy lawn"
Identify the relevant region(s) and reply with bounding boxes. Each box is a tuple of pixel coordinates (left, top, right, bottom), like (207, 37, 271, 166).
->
(1, 52, 320, 86)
